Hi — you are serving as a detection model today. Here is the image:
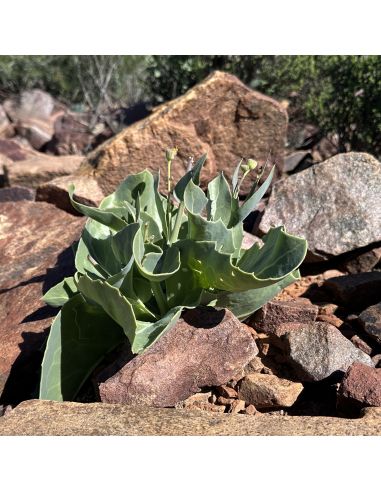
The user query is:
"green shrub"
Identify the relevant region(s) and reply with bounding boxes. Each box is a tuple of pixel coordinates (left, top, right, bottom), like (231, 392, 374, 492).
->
(39, 152, 307, 401)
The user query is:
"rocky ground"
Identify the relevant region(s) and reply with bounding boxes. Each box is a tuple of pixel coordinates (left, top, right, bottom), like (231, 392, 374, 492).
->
(0, 72, 380, 435)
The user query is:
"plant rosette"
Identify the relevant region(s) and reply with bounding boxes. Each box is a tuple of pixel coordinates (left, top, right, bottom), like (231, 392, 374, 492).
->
(39, 152, 307, 401)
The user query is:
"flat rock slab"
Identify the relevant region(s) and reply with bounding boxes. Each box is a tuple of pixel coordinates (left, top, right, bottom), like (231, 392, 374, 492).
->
(3, 154, 83, 188)
(1, 400, 381, 436)
(98, 307, 258, 407)
(260, 152, 381, 261)
(0, 201, 85, 403)
(79, 71, 287, 195)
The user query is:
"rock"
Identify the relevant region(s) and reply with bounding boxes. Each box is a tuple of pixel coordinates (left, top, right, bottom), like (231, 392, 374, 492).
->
(216, 385, 238, 399)
(98, 307, 258, 407)
(229, 399, 246, 414)
(175, 392, 223, 413)
(358, 303, 381, 345)
(344, 246, 381, 274)
(350, 335, 373, 356)
(0, 201, 85, 403)
(78, 71, 288, 196)
(338, 363, 381, 416)
(0, 105, 13, 138)
(3, 154, 83, 188)
(2, 399, 381, 436)
(45, 113, 93, 155)
(248, 298, 318, 336)
(324, 272, 381, 311)
(316, 303, 339, 316)
(315, 313, 343, 328)
(259, 153, 381, 261)
(0, 137, 39, 161)
(244, 404, 257, 415)
(15, 117, 54, 150)
(238, 373, 303, 408)
(283, 151, 312, 173)
(283, 322, 374, 382)
(0, 186, 35, 202)
(3, 89, 54, 122)
(36, 174, 105, 213)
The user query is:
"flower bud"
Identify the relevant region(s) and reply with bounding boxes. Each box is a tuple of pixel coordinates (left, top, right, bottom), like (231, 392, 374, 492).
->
(247, 159, 258, 170)
(166, 147, 178, 161)
(240, 163, 249, 173)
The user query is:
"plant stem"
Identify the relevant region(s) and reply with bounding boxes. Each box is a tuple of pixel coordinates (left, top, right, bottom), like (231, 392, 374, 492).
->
(151, 281, 167, 316)
(169, 201, 184, 245)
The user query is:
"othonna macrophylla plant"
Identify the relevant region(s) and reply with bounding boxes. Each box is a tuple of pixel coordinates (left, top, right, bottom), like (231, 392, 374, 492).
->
(39, 151, 307, 401)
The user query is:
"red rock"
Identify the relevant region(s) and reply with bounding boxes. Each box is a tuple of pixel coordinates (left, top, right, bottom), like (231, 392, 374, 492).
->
(244, 404, 257, 415)
(338, 363, 381, 416)
(3, 154, 83, 188)
(45, 113, 93, 155)
(229, 399, 246, 414)
(0, 138, 39, 161)
(36, 174, 105, 213)
(216, 385, 238, 399)
(316, 313, 343, 328)
(0, 186, 35, 202)
(324, 272, 381, 311)
(16, 117, 54, 150)
(248, 298, 318, 336)
(98, 307, 258, 407)
(0, 201, 85, 403)
(238, 373, 303, 409)
(79, 71, 288, 196)
(350, 335, 373, 356)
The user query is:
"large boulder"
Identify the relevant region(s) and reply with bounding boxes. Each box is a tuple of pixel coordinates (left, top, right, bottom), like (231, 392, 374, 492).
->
(3, 89, 55, 122)
(259, 153, 381, 261)
(0, 201, 85, 404)
(77, 71, 288, 196)
(3, 154, 83, 188)
(98, 307, 258, 407)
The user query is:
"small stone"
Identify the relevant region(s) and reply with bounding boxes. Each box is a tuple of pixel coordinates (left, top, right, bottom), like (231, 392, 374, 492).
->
(244, 404, 257, 415)
(358, 302, 381, 345)
(238, 373, 303, 409)
(283, 322, 374, 382)
(216, 385, 238, 399)
(176, 392, 214, 411)
(316, 313, 343, 328)
(248, 298, 318, 336)
(316, 303, 339, 316)
(351, 335, 373, 356)
(216, 396, 234, 406)
(344, 247, 381, 274)
(338, 363, 381, 416)
(324, 272, 381, 311)
(244, 357, 265, 375)
(229, 399, 246, 414)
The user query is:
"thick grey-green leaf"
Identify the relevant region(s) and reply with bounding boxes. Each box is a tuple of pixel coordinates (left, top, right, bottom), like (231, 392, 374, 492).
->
(77, 274, 137, 343)
(42, 277, 77, 307)
(68, 184, 127, 231)
(39, 294, 125, 401)
(209, 270, 301, 320)
(184, 179, 208, 215)
(187, 212, 236, 254)
(207, 172, 232, 225)
(132, 306, 183, 354)
(238, 226, 307, 280)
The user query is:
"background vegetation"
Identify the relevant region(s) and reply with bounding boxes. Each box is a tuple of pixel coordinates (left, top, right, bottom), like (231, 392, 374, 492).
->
(1, 55, 380, 156)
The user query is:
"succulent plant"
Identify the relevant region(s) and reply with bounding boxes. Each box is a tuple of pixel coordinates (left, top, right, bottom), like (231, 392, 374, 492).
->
(39, 153, 307, 401)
